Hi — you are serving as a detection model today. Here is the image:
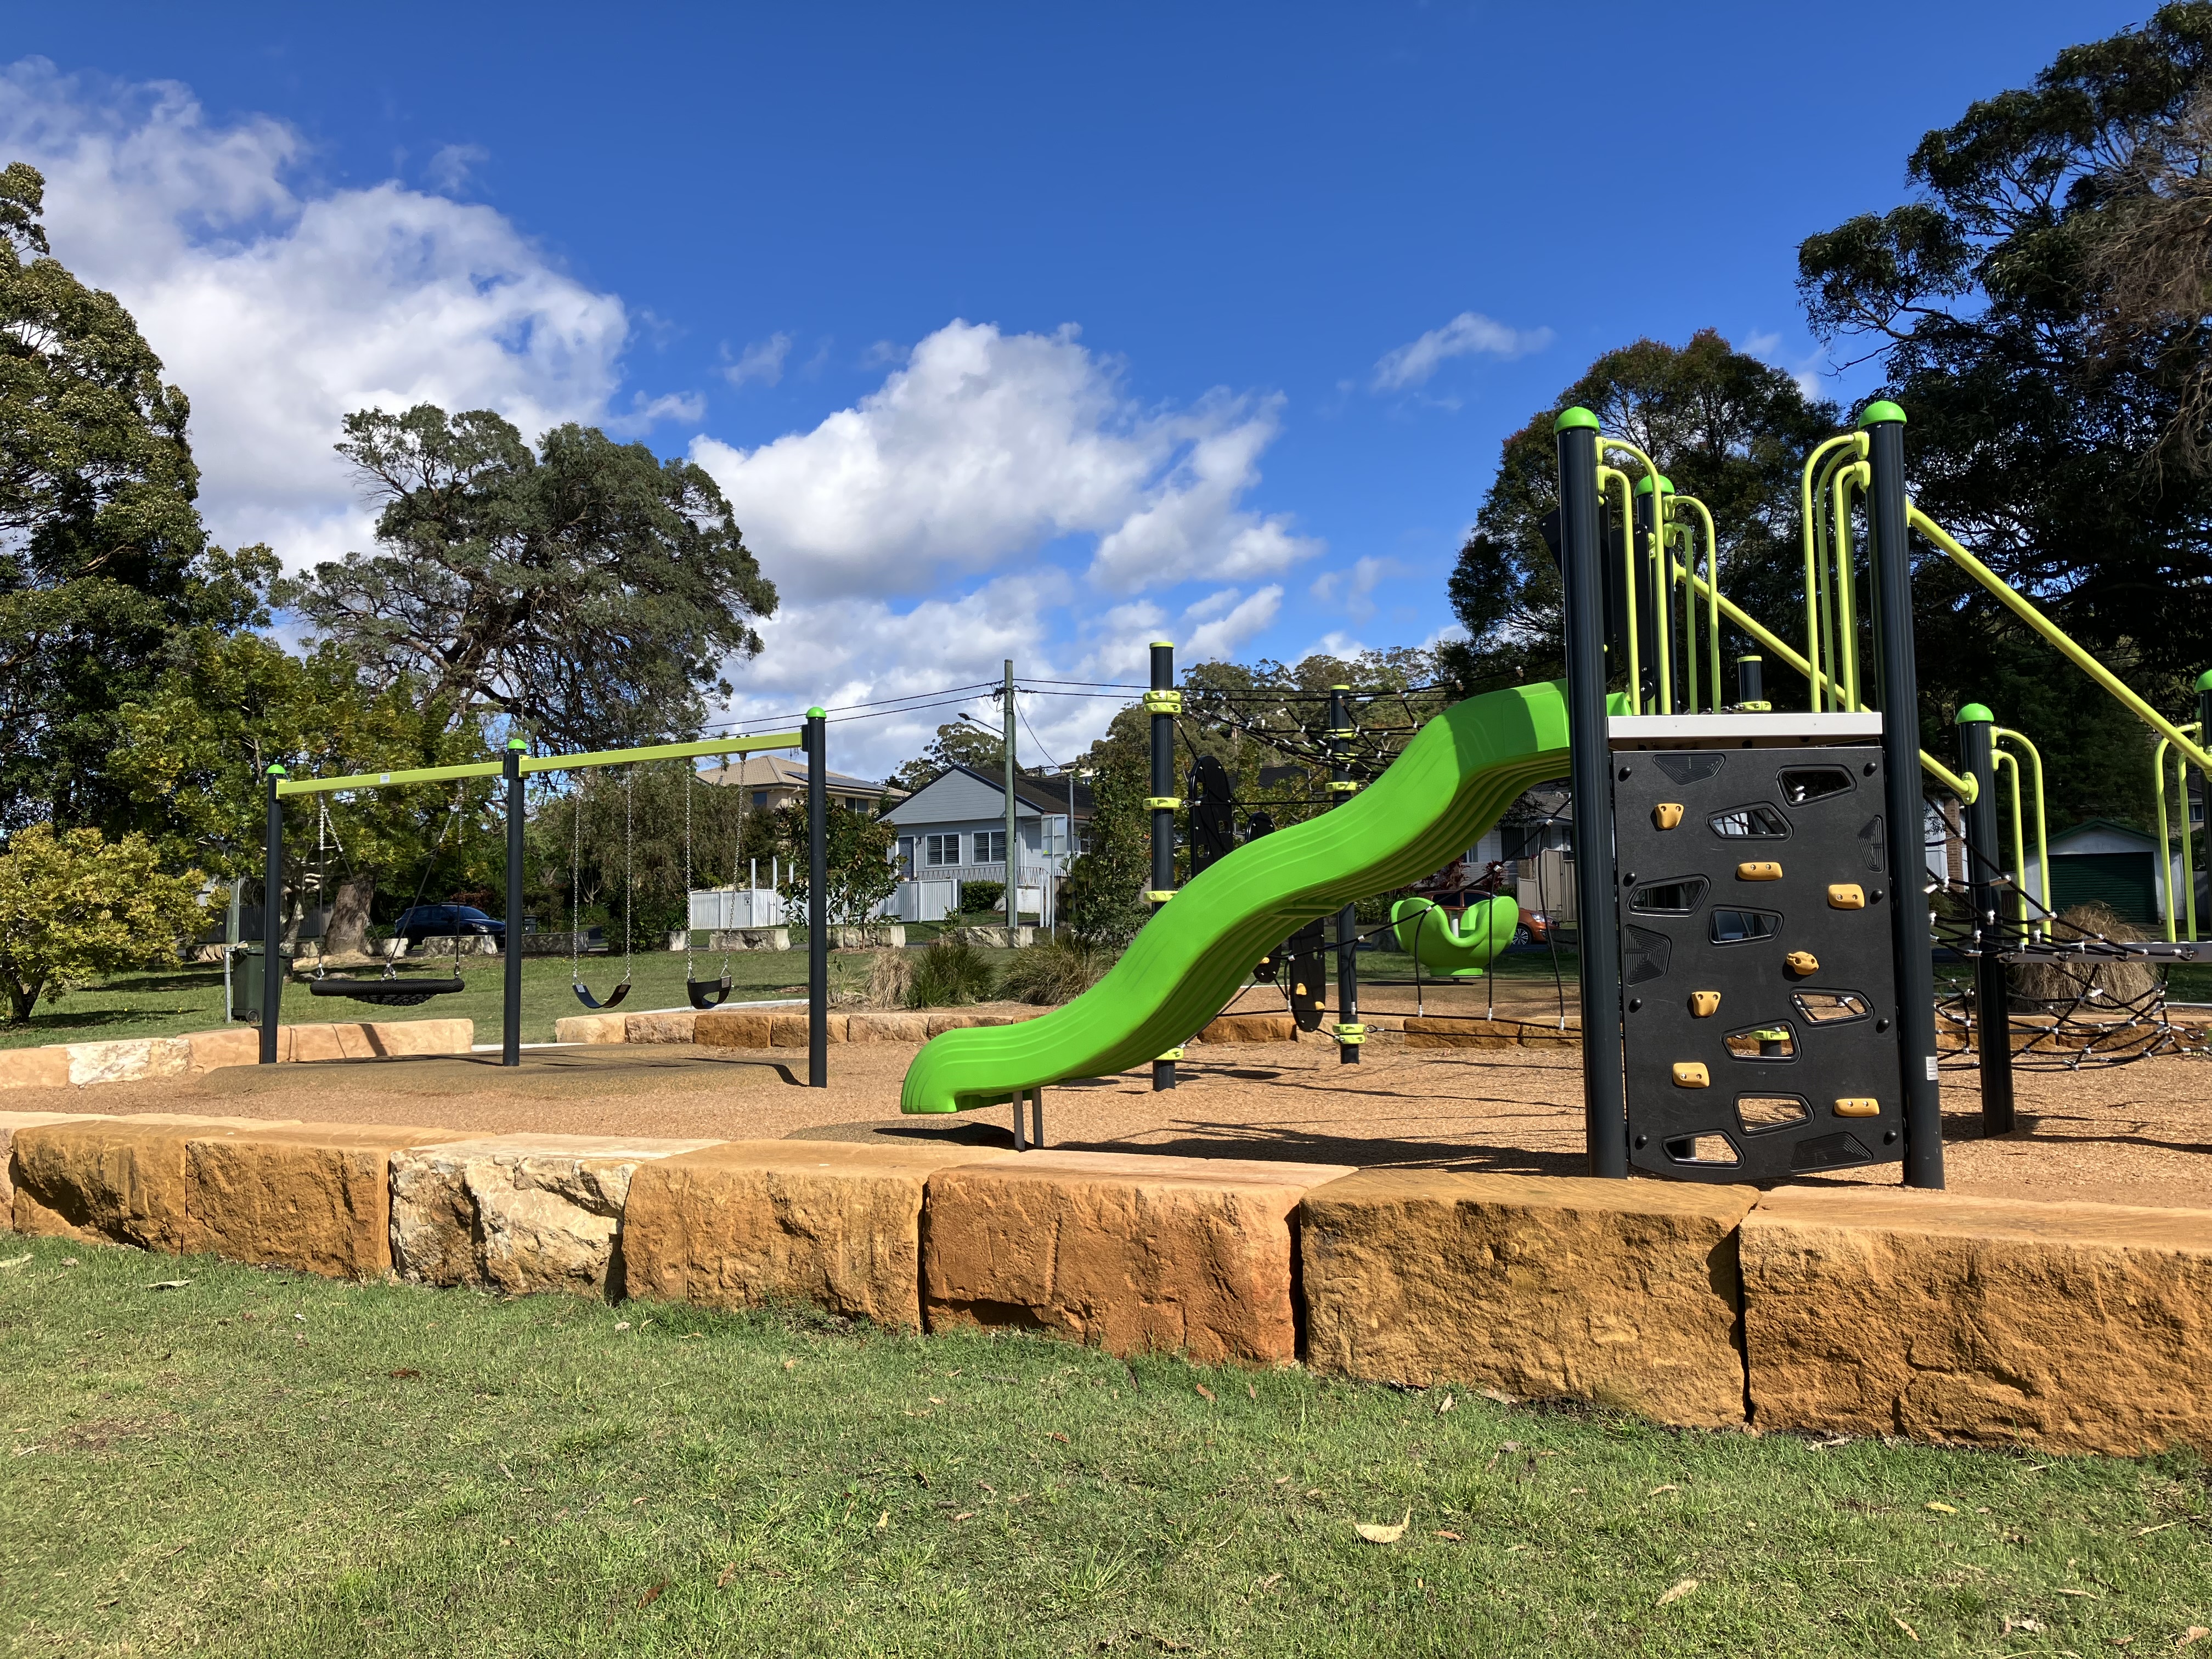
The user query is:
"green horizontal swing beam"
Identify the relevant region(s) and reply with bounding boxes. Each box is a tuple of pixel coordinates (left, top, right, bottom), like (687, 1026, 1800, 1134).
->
(274, 731, 805, 797)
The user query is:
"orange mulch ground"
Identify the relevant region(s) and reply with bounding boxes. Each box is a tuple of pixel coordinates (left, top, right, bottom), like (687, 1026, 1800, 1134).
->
(25, 1027, 2209, 1210)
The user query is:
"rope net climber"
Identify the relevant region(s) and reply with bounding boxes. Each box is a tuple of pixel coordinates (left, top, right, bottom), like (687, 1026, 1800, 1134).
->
(1928, 829, 2209, 1069)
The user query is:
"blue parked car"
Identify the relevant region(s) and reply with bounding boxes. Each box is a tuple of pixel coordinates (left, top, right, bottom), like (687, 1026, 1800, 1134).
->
(392, 904, 505, 947)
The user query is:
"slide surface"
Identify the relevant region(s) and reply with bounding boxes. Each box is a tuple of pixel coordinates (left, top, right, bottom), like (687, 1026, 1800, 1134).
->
(900, 679, 1575, 1115)
(1389, 893, 1519, 977)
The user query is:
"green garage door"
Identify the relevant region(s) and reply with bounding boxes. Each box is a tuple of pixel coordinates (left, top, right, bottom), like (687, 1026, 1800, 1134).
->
(2050, 851, 2158, 926)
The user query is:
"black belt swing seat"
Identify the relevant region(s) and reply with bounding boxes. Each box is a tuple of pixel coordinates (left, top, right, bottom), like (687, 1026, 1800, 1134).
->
(682, 761, 733, 1009)
(572, 764, 635, 1011)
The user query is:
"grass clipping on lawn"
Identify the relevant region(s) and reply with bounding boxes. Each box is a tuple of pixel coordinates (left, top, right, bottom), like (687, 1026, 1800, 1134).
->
(1, 1237, 2207, 1657)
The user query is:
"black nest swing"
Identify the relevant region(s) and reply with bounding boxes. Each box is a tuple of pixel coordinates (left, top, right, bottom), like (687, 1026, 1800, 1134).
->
(307, 791, 476, 1010)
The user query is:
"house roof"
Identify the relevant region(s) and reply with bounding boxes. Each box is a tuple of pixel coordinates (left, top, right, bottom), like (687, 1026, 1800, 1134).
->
(698, 754, 903, 800)
(882, 761, 1094, 827)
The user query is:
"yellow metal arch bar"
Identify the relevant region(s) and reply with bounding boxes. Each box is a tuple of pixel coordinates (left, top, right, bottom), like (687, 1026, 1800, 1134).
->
(1672, 553, 1978, 802)
(1992, 726, 2050, 938)
(2154, 725, 2202, 944)
(276, 731, 805, 796)
(1908, 506, 2212, 774)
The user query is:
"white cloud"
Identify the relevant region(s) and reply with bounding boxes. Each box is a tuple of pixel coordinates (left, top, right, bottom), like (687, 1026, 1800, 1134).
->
(1182, 585, 1282, 662)
(690, 320, 1319, 603)
(725, 331, 792, 387)
(1307, 556, 1404, 623)
(0, 58, 636, 568)
(425, 142, 487, 194)
(1371, 311, 1551, 392)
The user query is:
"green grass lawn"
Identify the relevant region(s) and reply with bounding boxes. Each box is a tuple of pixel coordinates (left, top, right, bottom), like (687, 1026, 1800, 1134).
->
(1, 1238, 2204, 1656)
(0, 949, 903, 1053)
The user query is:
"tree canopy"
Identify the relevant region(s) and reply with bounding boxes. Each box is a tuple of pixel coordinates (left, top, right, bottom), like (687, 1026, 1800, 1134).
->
(1796, 2, 2212, 821)
(0, 161, 263, 837)
(278, 405, 780, 752)
(1440, 331, 1837, 698)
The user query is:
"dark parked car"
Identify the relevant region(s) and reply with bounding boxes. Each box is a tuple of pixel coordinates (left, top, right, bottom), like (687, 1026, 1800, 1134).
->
(392, 904, 505, 947)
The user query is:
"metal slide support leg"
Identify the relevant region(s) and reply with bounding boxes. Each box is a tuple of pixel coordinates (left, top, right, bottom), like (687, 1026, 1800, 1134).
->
(806, 708, 828, 1088)
(259, 764, 287, 1065)
(502, 738, 526, 1067)
(1555, 409, 1628, 1178)
(1029, 1086, 1044, 1149)
(1329, 684, 1360, 1064)
(1011, 1091, 1028, 1151)
(1150, 640, 1178, 1091)
(1864, 404, 1946, 1189)
(1957, 710, 2014, 1136)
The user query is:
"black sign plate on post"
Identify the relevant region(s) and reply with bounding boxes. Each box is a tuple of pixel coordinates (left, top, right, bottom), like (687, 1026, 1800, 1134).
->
(1614, 742, 1905, 1182)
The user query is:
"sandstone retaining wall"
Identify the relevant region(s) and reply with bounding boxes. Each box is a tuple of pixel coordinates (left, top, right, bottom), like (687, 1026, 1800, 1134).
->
(622, 1139, 1014, 1329)
(1741, 1186, 2212, 1454)
(1300, 1170, 1754, 1427)
(921, 1150, 1354, 1364)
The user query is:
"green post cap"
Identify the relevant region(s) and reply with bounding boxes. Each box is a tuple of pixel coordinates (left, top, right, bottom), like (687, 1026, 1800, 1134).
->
(1554, 406, 1600, 433)
(266, 763, 287, 777)
(1150, 639, 1173, 648)
(2196, 669, 2212, 692)
(1330, 682, 1351, 691)
(507, 737, 528, 751)
(1858, 399, 1906, 427)
(806, 707, 826, 719)
(1632, 473, 1677, 496)
(1956, 702, 1994, 724)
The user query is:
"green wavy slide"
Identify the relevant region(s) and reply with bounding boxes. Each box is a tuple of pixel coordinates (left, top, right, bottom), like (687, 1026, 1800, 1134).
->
(1389, 893, 1519, 976)
(900, 679, 1577, 1115)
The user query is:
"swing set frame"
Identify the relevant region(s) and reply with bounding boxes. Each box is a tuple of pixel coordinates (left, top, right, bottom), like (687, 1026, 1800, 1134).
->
(258, 716, 833, 1084)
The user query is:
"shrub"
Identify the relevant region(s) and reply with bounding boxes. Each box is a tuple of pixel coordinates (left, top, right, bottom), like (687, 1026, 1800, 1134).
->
(957, 879, 1005, 917)
(999, 935, 1108, 1005)
(904, 938, 996, 1007)
(864, 948, 914, 1009)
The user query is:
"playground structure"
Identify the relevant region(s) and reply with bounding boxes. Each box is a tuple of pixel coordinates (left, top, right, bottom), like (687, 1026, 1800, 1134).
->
(260, 718, 836, 1083)
(900, 403, 2212, 1189)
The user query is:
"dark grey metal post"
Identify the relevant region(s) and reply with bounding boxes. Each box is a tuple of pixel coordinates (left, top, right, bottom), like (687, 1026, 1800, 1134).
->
(1864, 402, 1945, 1188)
(1555, 408, 1627, 1178)
(1149, 641, 1177, 1091)
(1736, 654, 1767, 710)
(259, 763, 286, 1065)
(1956, 707, 2013, 1136)
(806, 708, 828, 1087)
(1329, 684, 1360, 1064)
(502, 738, 526, 1067)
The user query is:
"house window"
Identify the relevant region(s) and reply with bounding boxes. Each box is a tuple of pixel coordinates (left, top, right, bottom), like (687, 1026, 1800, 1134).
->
(752, 789, 769, 809)
(924, 833, 960, 868)
(974, 830, 1006, 866)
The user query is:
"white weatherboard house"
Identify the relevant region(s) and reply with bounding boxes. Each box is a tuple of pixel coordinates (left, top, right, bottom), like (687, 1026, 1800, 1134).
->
(880, 764, 1093, 925)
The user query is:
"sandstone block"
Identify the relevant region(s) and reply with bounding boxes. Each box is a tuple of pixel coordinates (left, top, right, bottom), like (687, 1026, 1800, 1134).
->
(847, 1012, 929, 1043)
(0, 1110, 102, 1224)
(273, 1018, 472, 1063)
(623, 1139, 1014, 1328)
(362, 1018, 473, 1057)
(183, 1121, 468, 1278)
(390, 1133, 721, 1295)
(770, 1013, 846, 1046)
(1301, 1171, 1753, 1427)
(1404, 1017, 1579, 1049)
(0, 1046, 72, 1092)
(183, 1028, 261, 1073)
(625, 1011, 697, 1045)
(1196, 1012, 1296, 1044)
(9, 1114, 297, 1249)
(1741, 1187, 2212, 1454)
(923, 1151, 1355, 1365)
(552, 1012, 629, 1045)
(925, 1013, 979, 1036)
(65, 1036, 193, 1086)
(694, 1008, 775, 1048)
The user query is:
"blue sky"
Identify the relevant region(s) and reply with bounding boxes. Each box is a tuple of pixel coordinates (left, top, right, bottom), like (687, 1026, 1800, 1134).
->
(0, 2, 2146, 772)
